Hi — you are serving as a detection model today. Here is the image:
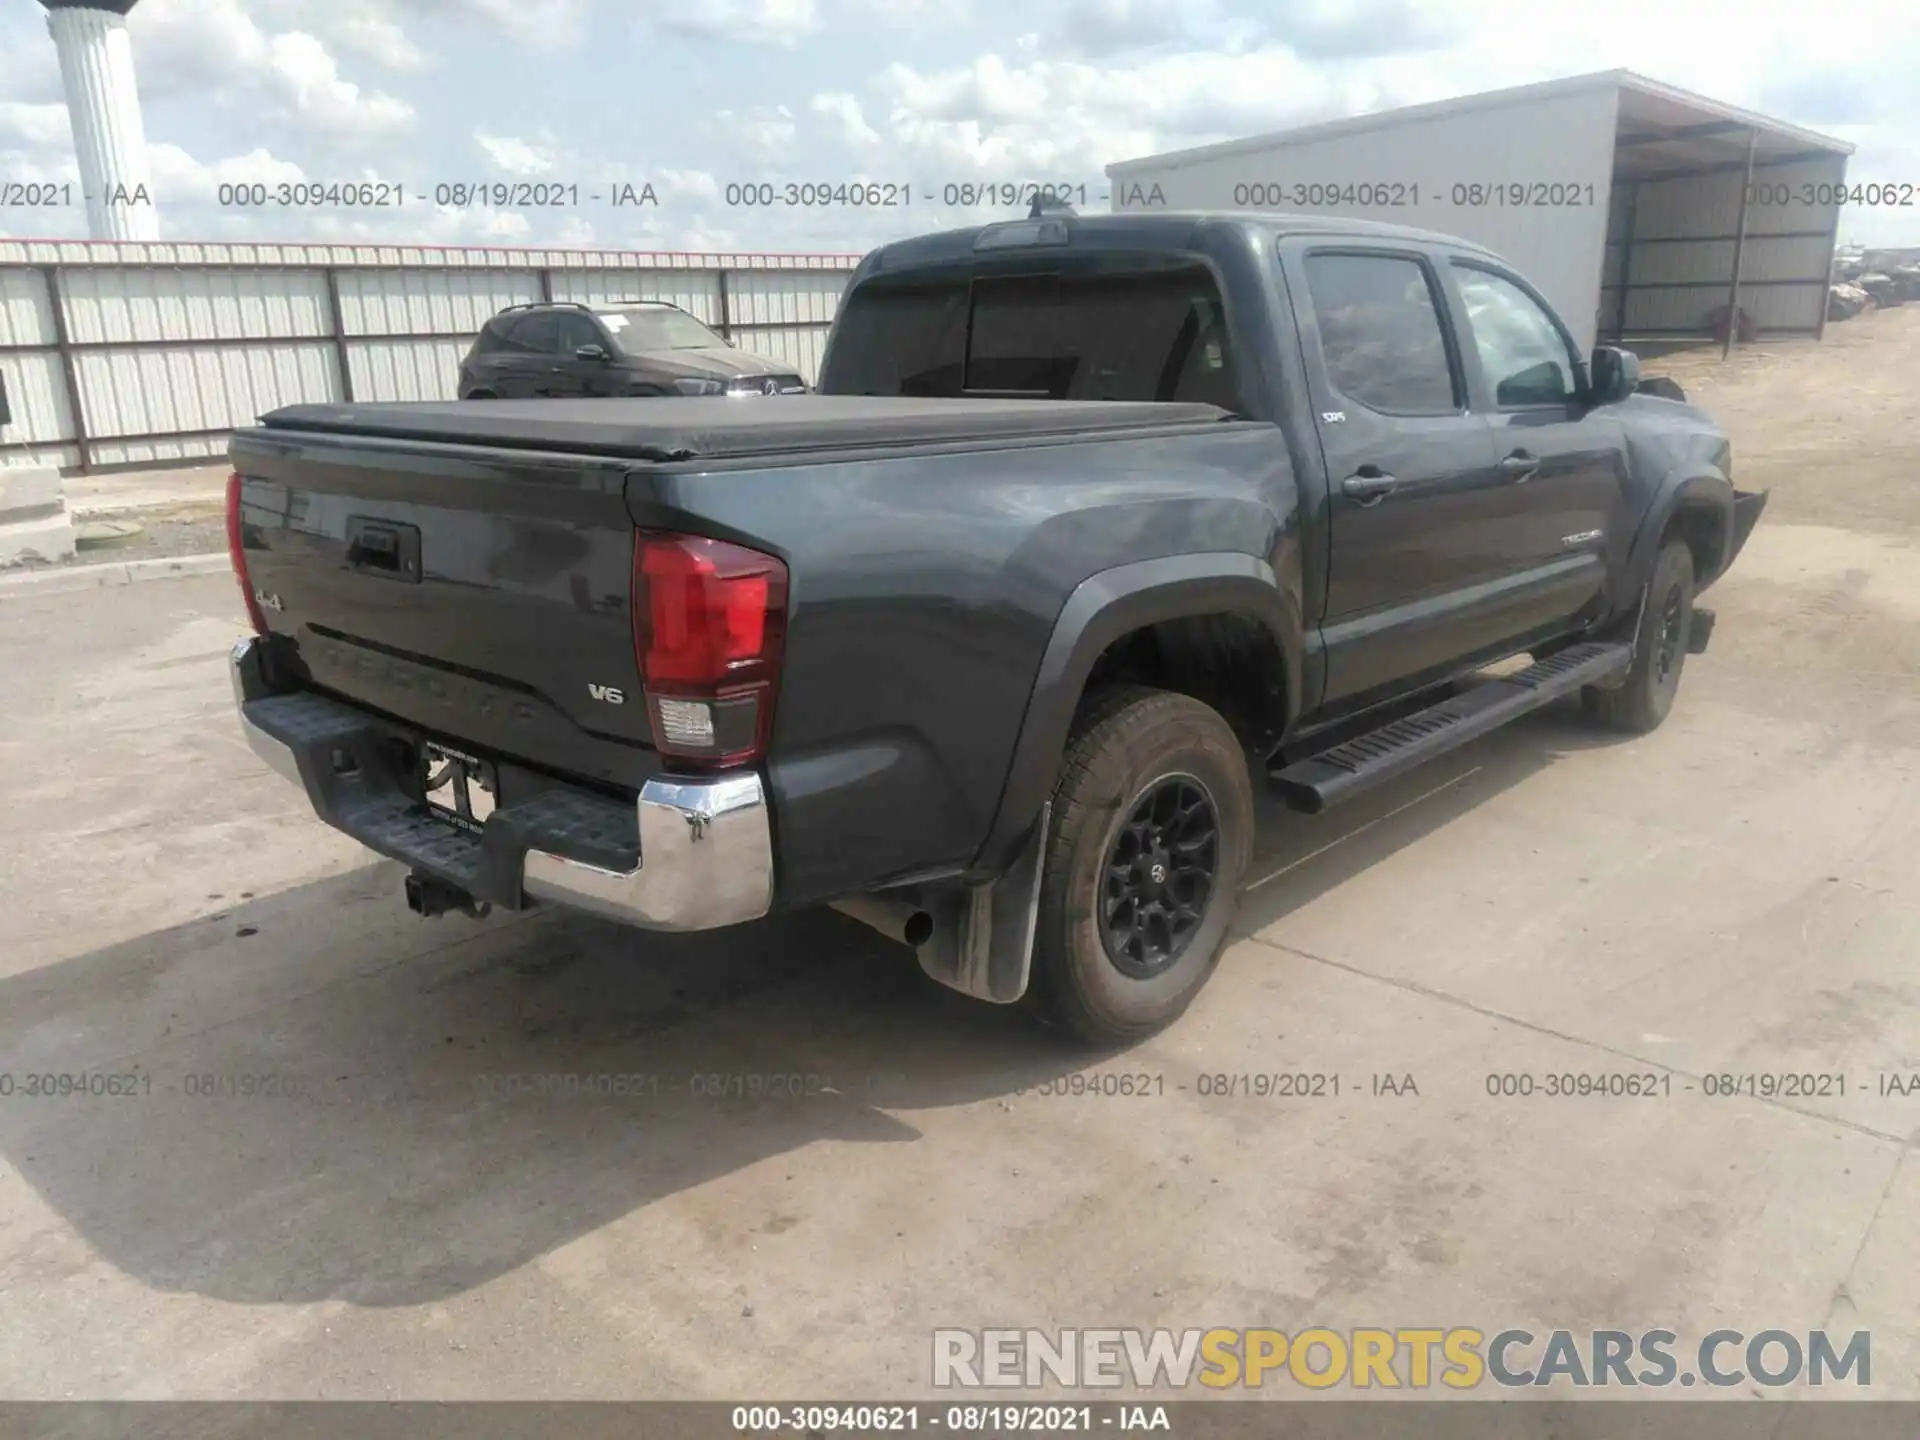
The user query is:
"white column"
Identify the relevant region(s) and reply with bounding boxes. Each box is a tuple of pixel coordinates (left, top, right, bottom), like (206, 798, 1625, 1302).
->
(45, 3, 159, 241)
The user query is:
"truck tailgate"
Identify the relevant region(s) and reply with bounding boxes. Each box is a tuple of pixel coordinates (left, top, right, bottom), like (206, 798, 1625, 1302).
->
(230, 429, 656, 789)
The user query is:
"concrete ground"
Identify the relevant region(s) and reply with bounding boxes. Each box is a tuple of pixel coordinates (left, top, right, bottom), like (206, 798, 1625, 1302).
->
(0, 313, 1915, 1402)
(0, 464, 231, 575)
(62, 462, 230, 519)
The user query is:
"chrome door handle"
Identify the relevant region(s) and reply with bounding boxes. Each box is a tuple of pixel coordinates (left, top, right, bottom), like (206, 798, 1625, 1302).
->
(1342, 472, 1399, 504)
(1499, 452, 1540, 482)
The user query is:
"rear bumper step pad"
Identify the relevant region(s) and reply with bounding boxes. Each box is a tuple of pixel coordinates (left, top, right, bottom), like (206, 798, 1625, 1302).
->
(241, 687, 638, 909)
(231, 636, 773, 931)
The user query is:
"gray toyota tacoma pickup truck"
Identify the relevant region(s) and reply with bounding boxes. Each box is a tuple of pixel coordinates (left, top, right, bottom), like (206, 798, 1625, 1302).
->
(225, 211, 1765, 1044)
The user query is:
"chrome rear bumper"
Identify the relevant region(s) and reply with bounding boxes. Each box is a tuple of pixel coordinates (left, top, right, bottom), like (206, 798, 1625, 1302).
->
(520, 772, 772, 931)
(231, 635, 773, 932)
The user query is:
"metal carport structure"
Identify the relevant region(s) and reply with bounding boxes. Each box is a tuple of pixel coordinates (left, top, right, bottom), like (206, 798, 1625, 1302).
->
(1106, 70, 1854, 357)
(1596, 72, 1854, 354)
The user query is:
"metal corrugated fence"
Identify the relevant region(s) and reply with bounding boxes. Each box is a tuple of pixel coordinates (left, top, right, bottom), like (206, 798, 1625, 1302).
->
(0, 239, 862, 472)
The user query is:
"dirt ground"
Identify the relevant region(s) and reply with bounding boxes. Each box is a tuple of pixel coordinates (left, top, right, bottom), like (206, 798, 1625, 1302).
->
(1658, 304, 1920, 537)
(1655, 306, 1920, 747)
(0, 316, 1914, 1406)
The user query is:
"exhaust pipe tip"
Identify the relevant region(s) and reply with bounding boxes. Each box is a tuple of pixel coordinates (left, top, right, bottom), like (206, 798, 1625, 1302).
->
(831, 894, 935, 950)
(901, 909, 934, 948)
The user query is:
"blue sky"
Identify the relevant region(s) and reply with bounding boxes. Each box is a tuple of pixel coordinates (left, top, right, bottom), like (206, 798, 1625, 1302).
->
(1, 0, 1916, 252)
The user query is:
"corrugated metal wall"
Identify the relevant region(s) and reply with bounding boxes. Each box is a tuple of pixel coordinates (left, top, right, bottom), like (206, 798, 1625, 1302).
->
(0, 240, 860, 471)
(1600, 154, 1845, 340)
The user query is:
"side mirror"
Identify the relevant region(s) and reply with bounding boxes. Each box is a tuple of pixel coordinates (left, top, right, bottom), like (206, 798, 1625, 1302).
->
(1588, 345, 1641, 405)
(575, 343, 609, 362)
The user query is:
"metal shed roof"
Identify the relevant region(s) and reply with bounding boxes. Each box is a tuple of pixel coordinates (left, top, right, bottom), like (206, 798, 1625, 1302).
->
(1107, 69, 1855, 182)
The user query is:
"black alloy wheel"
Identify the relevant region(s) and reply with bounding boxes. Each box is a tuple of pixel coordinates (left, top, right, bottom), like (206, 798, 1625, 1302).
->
(1029, 685, 1253, 1045)
(1653, 581, 1687, 686)
(1582, 538, 1695, 733)
(1099, 773, 1219, 979)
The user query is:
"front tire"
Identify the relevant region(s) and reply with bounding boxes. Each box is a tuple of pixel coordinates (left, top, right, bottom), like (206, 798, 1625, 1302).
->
(1584, 538, 1695, 733)
(1028, 687, 1253, 1046)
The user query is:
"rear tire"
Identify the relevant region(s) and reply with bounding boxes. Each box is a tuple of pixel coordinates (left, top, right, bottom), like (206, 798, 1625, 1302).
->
(1028, 686, 1253, 1047)
(1583, 539, 1694, 733)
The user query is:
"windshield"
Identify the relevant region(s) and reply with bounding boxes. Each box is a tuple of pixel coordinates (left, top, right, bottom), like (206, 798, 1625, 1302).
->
(594, 307, 726, 353)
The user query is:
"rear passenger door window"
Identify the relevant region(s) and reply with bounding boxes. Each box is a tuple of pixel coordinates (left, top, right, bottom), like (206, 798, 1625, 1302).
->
(1450, 265, 1579, 407)
(507, 313, 559, 354)
(1302, 253, 1458, 415)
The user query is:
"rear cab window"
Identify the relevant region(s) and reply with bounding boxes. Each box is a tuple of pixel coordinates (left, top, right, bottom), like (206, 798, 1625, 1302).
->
(820, 257, 1243, 409)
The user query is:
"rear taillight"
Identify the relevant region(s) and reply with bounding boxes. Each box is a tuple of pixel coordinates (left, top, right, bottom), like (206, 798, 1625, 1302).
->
(632, 531, 788, 766)
(226, 472, 267, 635)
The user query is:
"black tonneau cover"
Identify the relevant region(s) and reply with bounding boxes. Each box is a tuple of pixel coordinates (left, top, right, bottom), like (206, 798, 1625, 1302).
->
(256, 395, 1232, 463)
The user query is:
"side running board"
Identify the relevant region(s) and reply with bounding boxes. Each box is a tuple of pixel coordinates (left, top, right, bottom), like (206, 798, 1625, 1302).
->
(1270, 643, 1633, 814)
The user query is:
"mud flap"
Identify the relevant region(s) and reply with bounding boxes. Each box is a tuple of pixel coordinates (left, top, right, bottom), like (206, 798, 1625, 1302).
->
(1725, 489, 1768, 572)
(913, 802, 1051, 1004)
(1687, 607, 1716, 654)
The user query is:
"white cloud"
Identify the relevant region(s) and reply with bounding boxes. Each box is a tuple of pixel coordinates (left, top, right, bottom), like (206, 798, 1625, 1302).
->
(128, 0, 412, 140)
(0, 38, 59, 107)
(811, 93, 881, 148)
(265, 31, 413, 136)
(652, 0, 820, 46)
(1054, 0, 1197, 57)
(655, 169, 723, 202)
(146, 141, 307, 203)
(258, 0, 430, 71)
(0, 149, 76, 195)
(713, 106, 800, 163)
(125, 0, 263, 101)
(877, 48, 1346, 167)
(0, 99, 76, 204)
(465, 208, 534, 241)
(0, 103, 69, 150)
(269, 0, 591, 57)
(840, 0, 973, 25)
(475, 132, 557, 176)
(1235, 0, 1469, 60)
(433, 0, 591, 50)
(552, 213, 597, 247)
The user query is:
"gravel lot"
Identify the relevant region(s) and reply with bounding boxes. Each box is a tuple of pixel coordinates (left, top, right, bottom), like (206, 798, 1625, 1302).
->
(0, 313, 1915, 1404)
